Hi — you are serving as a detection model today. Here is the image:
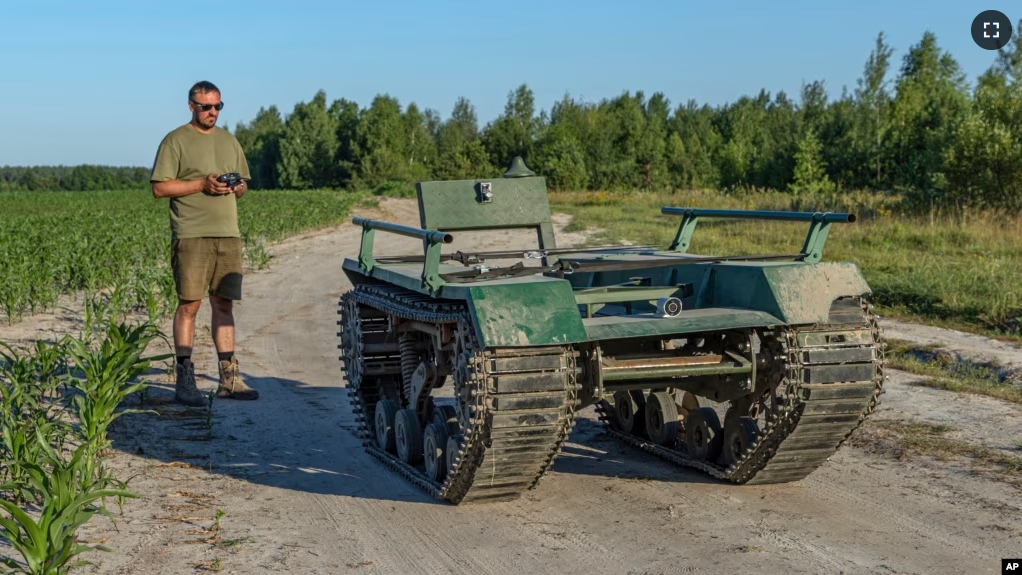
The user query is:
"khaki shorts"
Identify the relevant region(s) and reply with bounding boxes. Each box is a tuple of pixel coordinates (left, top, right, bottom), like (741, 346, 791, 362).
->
(171, 237, 243, 301)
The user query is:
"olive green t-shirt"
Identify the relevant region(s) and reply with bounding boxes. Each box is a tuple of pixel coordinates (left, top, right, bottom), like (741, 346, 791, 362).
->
(149, 124, 251, 239)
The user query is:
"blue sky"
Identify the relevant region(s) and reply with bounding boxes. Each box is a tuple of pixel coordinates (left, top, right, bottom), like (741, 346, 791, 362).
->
(0, 0, 1012, 167)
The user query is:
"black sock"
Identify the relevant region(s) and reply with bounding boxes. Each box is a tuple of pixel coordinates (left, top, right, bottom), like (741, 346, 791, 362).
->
(177, 355, 190, 365)
(218, 351, 234, 362)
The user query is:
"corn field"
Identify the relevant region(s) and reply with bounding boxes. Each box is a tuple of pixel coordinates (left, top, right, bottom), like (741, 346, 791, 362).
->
(0, 188, 365, 325)
(0, 296, 167, 573)
(0, 187, 364, 572)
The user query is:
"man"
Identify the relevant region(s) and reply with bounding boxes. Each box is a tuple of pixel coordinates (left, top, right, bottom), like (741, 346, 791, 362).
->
(150, 80, 259, 406)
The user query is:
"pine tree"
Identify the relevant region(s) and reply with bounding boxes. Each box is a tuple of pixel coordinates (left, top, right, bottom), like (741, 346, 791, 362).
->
(790, 126, 834, 195)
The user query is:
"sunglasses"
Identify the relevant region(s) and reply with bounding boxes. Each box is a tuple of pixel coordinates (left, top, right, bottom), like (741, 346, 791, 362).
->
(191, 100, 224, 111)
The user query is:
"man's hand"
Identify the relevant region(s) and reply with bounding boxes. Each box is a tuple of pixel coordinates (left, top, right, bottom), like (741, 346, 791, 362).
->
(203, 173, 232, 195)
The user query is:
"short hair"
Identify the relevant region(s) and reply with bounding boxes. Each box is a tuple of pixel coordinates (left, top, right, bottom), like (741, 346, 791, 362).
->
(189, 81, 220, 101)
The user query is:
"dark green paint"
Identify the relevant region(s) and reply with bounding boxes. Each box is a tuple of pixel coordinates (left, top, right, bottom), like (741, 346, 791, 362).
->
(708, 261, 871, 324)
(466, 281, 588, 347)
(582, 308, 784, 341)
(503, 156, 536, 178)
(342, 257, 572, 298)
(416, 173, 557, 256)
(559, 251, 871, 325)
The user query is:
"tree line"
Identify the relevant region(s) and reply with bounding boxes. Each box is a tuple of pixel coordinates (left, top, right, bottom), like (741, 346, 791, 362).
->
(0, 165, 151, 192)
(4, 28, 1022, 211)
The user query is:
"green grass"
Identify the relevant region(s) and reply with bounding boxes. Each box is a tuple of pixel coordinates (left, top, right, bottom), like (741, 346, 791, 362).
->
(850, 420, 1022, 488)
(0, 188, 372, 325)
(548, 188, 1022, 340)
(883, 338, 1022, 404)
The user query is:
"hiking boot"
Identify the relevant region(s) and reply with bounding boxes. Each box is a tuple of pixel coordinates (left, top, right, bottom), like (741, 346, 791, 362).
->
(175, 360, 206, 407)
(217, 356, 259, 400)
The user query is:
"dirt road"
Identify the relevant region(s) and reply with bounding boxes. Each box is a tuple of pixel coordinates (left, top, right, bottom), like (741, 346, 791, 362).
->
(3, 197, 1020, 575)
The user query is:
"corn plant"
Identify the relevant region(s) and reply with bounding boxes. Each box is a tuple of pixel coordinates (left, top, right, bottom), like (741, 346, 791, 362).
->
(0, 419, 70, 506)
(79, 285, 132, 345)
(242, 235, 271, 270)
(205, 391, 216, 433)
(23, 339, 71, 399)
(63, 321, 170, 457)
(0, 434, 137, 575)
(0, 343, 73, 501)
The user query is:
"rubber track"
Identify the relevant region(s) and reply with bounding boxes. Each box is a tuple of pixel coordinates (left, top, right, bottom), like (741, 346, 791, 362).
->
(338, 284, 580, 504)
(594, 297, 886, 484)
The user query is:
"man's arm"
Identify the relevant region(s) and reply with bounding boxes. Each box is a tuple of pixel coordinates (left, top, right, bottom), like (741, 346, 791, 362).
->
(152, 178, 203, 198)
(152, 174, 228, 198)
(150, 137, 194, 198)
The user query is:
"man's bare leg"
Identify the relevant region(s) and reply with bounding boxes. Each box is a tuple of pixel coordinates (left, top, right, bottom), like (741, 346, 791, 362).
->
(210, 294, 234, 355)
(174, 299, 202, 358)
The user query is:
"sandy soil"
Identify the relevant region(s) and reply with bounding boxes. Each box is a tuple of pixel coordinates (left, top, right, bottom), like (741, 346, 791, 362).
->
(1, 197, 1020, 575)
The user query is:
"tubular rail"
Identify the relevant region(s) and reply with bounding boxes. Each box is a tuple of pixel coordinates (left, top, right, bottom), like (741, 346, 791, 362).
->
(353, 216, 454, 294)
(660, 207, 857, 263)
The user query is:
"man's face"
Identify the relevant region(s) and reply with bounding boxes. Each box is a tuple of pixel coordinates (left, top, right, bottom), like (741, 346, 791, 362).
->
(189, 90, 222, 129)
